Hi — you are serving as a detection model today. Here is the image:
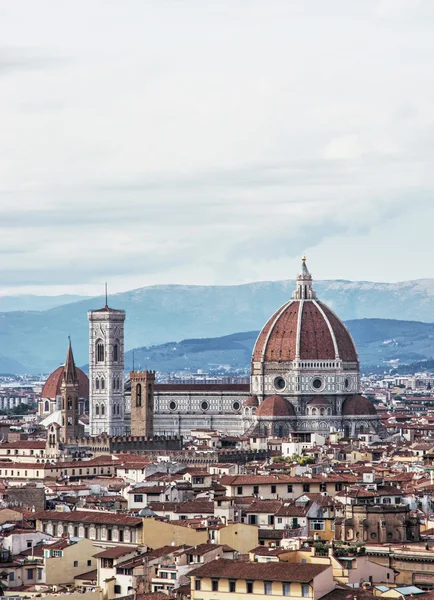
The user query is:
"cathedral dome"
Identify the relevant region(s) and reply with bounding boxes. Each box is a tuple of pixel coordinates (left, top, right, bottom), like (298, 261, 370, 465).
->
(252, 258, 358, 364)
(42, 365, 89, 399)
(256, 395, 296, 418)
(342, 394, 377, 416)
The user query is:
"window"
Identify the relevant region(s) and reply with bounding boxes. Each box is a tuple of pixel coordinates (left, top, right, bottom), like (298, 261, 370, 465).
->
(271, 485, 276, 494)
(87, 560, 92, 567)
(101, 404, 105, 416)
(247, 581, 254, 594)
(74, 561, 78, 567)
(195, 579, 201, 591)
(27, 569, 34, 580)
(101, 379, 105, 390)
(277, 517, 283, 524)
(26, 540, 32, 548)
(287, 484, 293, 493)
(136, 383, 142, 407)
(212, 579, 219, 592)
(248, 515, 257, 525)
(95, 404, 99, 416)
(268, 515, 275, 526)
(107, 529, 112, 541)
(335, 482, 342, 491)
(114, 585, 121, 594)
(303, 483, 310, 492)
(96, 341, 104, 362)
(229, 580, 236, 593)
(119, 530, 124, 542)
(311, 520, 325, 531)
(264, 582, 272, 595)
(320, 483, 326, 492)
(134, 494, 144, 503)
(237, 486, 243, 495)
(9, 572, 14, 582)
(170, 572, 176, 580)
(253, 485, 259, 495)
(96, 378, 100, 390)
(283, 583, 290, 596)
(302, 584, 310, 597)
(74, 526, 78, 537)
(113, 343, 119, 362)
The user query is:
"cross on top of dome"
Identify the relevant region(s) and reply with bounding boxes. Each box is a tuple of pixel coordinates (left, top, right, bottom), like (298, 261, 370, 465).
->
(292, 255, 317, 300)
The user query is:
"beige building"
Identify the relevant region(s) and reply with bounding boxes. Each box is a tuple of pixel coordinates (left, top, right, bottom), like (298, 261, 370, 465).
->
(188, 559, 335, 600)
(141, 517, 258, 554)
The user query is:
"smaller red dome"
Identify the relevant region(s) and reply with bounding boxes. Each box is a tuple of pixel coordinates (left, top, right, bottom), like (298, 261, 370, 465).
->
(342, 394, 377, 416)
(42, 366, 89, 399)
(256, 395, 296, 418)
(307, 396, 330, 406)
(244, 395, 259, 407)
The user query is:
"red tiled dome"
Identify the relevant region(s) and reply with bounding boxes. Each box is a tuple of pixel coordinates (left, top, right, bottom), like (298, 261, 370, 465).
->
(256, 395, 296, 418)
(244, 395, 259, 407)
(253, 300, 358, 363)
(41, 366, 89, 399)
(307, 396, 330, 406)
(342, 394, 377, 416)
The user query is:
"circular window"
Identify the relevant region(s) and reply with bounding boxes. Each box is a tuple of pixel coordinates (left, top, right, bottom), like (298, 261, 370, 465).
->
(370, 533, 377, 539)
(201, 401, 209, 411)
(274, 377, 286, 390)
(312, 378, 323, 390)
(387, 532, 393, 540)
(169, 401, 177, 411)
(345, 378, 350, 390)
(233, 401, 240, 411)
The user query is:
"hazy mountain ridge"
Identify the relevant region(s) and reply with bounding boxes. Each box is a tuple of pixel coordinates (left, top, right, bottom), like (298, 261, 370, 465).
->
(0, 294, 89, 312)
(2, 278, 434, 372)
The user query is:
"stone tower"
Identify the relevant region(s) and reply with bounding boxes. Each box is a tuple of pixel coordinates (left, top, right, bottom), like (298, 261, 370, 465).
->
(130, 370, 155, 437)
(88, 301, 126, 436)
(60, 339, 83, 442)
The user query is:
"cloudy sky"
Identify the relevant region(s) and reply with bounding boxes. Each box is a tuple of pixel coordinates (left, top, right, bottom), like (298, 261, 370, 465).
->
(1, 0, 434, 296)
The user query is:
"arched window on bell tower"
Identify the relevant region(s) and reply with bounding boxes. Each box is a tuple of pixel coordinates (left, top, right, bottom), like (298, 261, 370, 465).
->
(96, 340, 105, 362)
(113, 341, 119, 363)
(136, 383, 142, 407)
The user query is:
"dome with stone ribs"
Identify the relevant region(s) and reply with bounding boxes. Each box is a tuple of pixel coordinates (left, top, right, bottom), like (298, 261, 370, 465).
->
(256, 395, 296, 418)
(252, 258, 358, 364)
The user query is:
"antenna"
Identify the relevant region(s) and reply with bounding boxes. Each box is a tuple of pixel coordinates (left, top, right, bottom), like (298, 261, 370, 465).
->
(105, 282, 108, 308)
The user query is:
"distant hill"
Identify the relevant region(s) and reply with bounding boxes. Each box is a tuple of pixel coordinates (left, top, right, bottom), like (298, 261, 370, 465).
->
(3, 278, 434, 372)
(0, 294, 89, 312)
(123, 318, 434, 375)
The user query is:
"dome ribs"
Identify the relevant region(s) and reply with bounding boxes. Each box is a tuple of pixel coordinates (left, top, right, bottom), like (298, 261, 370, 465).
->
(318, 303, 358, 362)
(299, 302, 335, 360)
(253, 302, 299, 362)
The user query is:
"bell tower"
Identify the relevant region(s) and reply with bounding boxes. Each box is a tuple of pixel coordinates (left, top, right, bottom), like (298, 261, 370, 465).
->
(88, 297, 126, 436)
(60, 339, 83, 442)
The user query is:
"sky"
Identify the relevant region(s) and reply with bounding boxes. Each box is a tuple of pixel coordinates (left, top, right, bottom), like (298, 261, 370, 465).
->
(1, 0, 434, 296)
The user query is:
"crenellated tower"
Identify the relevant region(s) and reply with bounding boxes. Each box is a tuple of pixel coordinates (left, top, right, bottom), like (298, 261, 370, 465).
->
(130, 370, 155, 437)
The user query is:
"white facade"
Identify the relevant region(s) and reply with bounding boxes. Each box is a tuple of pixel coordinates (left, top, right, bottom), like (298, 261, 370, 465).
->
(88, 306, 126, 436)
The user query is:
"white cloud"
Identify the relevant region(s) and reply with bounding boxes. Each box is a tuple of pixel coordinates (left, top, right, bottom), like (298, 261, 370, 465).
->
(0, 0, 433, 295)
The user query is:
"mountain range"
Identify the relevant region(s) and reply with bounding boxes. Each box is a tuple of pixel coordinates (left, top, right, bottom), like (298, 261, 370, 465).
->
(1, 277, 434, 373)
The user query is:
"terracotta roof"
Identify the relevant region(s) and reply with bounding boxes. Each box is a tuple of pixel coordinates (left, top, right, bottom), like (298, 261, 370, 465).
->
(253, 298, 358, 363)
(41, 365, 89, 399)
(256, 395, 296, 418)
(94, 546, 135, 559)
(34, 510, 142, 526)
(154, 384, 249, 392)
(244, 395, 259, 407)
(307, 396, 330, 406)
(342, 395, 377, 416)
(0, 441, 46, 449)
(188, 558, 329, 582)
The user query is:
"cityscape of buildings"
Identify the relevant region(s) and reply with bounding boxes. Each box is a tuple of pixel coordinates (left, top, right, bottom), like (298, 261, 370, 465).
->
(0, 260, 433, 600)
